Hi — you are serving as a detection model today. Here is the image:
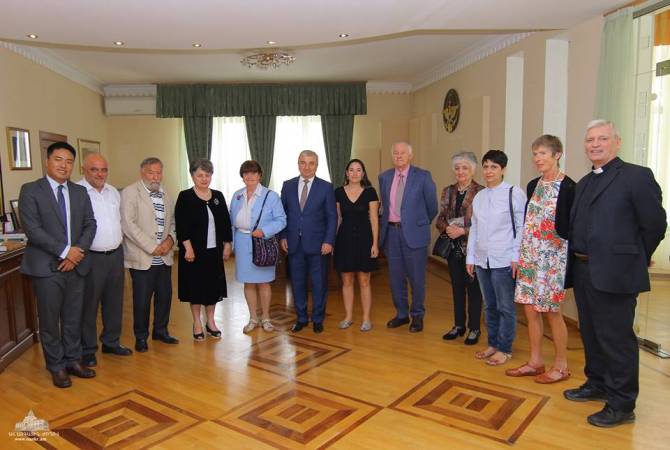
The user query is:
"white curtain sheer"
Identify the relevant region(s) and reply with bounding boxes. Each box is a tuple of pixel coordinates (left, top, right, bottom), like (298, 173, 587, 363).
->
(210, 117, 252, 203)
(269, 116, 330, 193)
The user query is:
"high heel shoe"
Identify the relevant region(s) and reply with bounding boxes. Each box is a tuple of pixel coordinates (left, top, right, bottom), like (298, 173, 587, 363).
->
(205, 324, 222, 338)
(193, 324, 205, 341)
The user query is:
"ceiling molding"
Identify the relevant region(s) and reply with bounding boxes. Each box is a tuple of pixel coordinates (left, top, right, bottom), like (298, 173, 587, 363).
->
(103, 84, 157, 97)
(411, 32, 533, 91)
(1, 40, 103, 94)
(366, 81, 412, 94)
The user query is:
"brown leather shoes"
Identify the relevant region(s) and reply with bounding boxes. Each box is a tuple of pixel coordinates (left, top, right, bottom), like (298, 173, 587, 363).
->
(51, 368, 72, 388)
(66, 362, 96, 378)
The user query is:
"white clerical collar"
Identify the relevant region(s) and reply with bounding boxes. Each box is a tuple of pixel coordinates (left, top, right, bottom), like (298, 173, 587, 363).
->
(592, 167, 604, 175)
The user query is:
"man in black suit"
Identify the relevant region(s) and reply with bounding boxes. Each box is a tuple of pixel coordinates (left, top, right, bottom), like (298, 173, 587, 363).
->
(19, 142, 97, 388)
(565, 120, 666, 427)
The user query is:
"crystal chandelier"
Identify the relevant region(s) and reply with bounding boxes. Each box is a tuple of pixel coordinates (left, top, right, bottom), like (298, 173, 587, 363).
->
(240, 50, 296, 69)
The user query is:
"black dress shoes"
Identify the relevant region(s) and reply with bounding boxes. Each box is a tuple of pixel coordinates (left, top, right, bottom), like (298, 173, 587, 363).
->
(563, 384, 608, 402)
(66, 362, 96, 378)
(409, 316, 423, 333)
(443, 326, 465, 340)
(205, 324, 222, 338)
(51, 368, 72, 388)
(587, 404, 635, 428)
(386, 317, 410, 328)
(152, 334, 179, 344)
(313, 323, 324, 333)
(291, 322, 308, 332)
(135, 339, 149, 353)
(102, 344, 133, 356)
(81, 354, 97, 367)
(464, 329, 481, 346)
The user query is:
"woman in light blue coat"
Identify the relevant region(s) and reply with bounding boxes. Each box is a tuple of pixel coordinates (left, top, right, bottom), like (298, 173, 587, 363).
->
(230, 160, 287, 333)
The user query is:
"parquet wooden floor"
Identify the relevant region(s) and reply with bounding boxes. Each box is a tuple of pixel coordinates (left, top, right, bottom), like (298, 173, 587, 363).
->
(1, 258, 669, 449)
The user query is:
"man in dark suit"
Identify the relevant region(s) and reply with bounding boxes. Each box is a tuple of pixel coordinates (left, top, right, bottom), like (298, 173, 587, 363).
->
(280, 150, 337, 333)
(379, 141, 437, 332)
(19, 142, 97, 388)
(565, 120, 666, 427)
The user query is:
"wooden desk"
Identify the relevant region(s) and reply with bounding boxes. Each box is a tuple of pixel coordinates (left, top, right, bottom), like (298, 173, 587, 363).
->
(0, 244, 38, 372)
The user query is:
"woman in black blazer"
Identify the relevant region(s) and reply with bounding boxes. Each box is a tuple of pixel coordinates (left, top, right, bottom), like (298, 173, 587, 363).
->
(506, 135, 576, 384)
(175, 159, 232, 341)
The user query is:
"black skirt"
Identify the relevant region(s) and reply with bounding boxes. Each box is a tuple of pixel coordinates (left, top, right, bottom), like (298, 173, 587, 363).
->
(178, 247, 226, 305)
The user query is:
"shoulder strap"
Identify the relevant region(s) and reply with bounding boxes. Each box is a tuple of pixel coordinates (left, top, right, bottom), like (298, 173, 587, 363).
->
(509, 186, 516, 239)
(252, 191, 271, 231)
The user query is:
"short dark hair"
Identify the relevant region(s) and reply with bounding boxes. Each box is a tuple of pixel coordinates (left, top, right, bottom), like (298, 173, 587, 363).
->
(140, 157, 163, 169)
(343, 158, 371, 187)
(531, 134, 563, 156)
(482, 149, 508, 168)
(189, 158, 213, 175)
(47, 141, 76, 158)
(239, 160, 263, 177)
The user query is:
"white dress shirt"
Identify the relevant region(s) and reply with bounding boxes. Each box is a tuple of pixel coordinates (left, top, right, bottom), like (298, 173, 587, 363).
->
(46, 175, 71, 259)
(206, 206, 216, 248)
(78, 179, 123, 251)
(297, 176, 315, 200)
(466, 181, 527, 268)
(235, 185, 262, 233)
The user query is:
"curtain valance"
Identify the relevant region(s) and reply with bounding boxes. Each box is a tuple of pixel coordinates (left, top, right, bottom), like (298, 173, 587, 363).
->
(156, 82, 367, 117)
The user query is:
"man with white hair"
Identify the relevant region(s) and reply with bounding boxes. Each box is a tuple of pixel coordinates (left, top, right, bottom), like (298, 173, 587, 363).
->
(564, 120, 666, 427)
(379, 141, 437, 332)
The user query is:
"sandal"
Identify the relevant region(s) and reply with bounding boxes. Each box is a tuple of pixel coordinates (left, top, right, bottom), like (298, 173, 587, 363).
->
(243, 319, 258, 334)
(475, 347, 497, 360)
(506, 362, 545, 377)
(261, 319, 274, 332)
(535, 367, 571, 384)
(486, 351, 512, 366)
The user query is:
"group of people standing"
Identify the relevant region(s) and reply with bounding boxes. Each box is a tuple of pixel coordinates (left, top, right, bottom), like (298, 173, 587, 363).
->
(18, 118, 665, 429)
(435, 120, 666, 427)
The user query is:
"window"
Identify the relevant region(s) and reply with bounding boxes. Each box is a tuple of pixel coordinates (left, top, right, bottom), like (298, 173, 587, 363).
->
(269, 116, 330, 192)
(209, 117, 252, 202)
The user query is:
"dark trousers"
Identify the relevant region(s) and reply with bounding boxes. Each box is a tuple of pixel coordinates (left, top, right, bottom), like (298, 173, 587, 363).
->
(81, 249, 125, 355)
(447, 252, 482, 330)
(385, 225, 428, 319)
(32, 271, 85, 372)
(574, 259, 639, 412)
(129, 264, 172, 340)
(288, 237, 329, 324)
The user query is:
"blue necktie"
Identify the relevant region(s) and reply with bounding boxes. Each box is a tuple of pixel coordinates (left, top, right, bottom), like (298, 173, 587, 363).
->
(57, 185, 67, 241)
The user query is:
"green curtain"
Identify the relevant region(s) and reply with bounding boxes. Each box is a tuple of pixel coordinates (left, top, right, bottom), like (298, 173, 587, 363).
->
(245, 116, 276, 186)
(183, 116, 213, 162)
(595, 7, 635, 162)
(321, 115, 354, 186)
(157, 82, 367, 117)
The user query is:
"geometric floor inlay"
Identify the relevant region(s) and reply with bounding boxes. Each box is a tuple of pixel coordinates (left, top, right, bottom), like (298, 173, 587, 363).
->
(245, 335, 350, 378)
(389, 371, 549, 445)
(37, 390, 203, 449)
(266, 304, 331, 332)
(215, 381, 381, 449)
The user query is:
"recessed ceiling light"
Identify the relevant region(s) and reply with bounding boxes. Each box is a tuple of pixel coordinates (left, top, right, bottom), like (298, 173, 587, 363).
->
(267, 40, 276, 45)
(27, 34, 38, 39)
(339, 33, 350, 38)
(192, 43, 202, 48)
(113, 41, 124, 46)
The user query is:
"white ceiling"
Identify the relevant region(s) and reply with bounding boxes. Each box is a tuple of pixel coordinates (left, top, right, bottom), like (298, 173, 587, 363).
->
(0, 0, 627, 89)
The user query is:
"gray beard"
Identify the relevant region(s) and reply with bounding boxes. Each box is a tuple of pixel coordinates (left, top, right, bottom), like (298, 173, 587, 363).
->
(144, 181, 161, 192)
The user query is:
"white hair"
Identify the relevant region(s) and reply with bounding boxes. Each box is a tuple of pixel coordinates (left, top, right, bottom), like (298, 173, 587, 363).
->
(586, 119, 621, 140)
(391, 141, 413, 154)
(298, 149, 318, 163)
(451, 151, 478, 171)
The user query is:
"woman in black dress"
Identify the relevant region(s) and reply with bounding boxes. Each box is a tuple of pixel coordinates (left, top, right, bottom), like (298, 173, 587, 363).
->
(334, 159, 379, 332)
(175, 159, 233, 341)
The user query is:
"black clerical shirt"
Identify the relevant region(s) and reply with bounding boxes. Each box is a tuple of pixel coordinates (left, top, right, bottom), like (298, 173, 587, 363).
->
(571, 157, 620, 254)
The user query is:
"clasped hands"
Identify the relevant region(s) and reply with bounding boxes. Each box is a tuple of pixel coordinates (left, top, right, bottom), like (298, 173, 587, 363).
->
(58, 246, 85, 271)
(280, 239, 333, 255)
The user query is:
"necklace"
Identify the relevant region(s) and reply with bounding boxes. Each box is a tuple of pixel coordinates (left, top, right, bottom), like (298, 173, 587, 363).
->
(457, 183, 469, 194)
(541, 171, 562, 183)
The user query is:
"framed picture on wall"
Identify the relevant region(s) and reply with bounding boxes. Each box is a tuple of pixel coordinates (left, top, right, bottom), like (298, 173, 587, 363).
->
(6, 127, 32, 170)
(77, 138, 101, 174)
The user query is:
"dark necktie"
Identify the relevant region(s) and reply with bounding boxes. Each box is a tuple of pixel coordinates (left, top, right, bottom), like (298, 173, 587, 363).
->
(299, 179, 310, 211)
(57, 184, 67, 240)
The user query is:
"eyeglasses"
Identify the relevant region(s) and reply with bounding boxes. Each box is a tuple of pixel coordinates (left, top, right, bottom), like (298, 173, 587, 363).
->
(89, 168, 109, 174)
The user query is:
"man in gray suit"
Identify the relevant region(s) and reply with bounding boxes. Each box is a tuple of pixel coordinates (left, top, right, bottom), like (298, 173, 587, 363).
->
(19, 141, 97, 388)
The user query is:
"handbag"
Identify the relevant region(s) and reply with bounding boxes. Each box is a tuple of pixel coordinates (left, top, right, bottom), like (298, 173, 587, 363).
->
(251, 191, 279, 267)
(432, 233, 453, 260)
